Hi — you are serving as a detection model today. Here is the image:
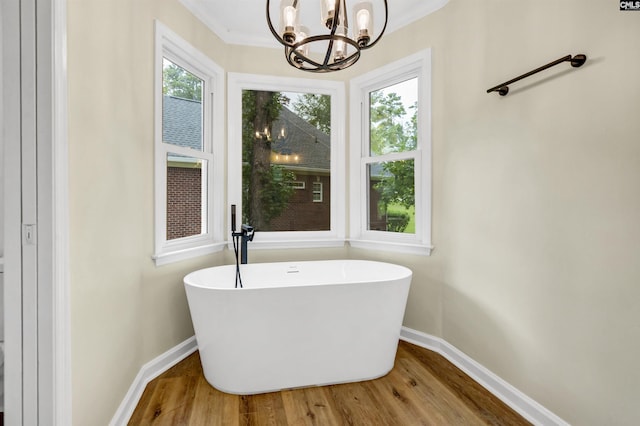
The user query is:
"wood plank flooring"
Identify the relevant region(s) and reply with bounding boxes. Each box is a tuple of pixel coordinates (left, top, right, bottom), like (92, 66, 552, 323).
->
(129, 341, 530, 425)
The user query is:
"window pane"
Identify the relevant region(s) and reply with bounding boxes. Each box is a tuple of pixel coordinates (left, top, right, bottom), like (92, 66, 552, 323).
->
(367, 160, 415, 234)
(242, 90, 331, 231)
(166, 154, 207, 240)
(162, 58, 204, 151)
(369, 77, 418, 156)
(312, 182, 323, 203)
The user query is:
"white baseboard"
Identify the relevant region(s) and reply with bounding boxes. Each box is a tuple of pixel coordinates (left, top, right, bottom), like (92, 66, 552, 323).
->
(112, 329, 567, 426)
(400, 327, 569, 426)
(109, 336, 198, 426)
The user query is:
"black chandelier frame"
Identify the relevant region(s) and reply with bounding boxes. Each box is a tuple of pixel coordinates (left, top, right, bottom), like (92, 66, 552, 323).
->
(266, 0, 388, 72)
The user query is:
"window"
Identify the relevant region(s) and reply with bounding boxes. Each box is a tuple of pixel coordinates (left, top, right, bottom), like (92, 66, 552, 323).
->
(312, 182, 323, 203)
(228, 73, 345, 248)
(291, 181, 306, 190)
(153, 22, 225, 265)
(349, 50, 432, 254)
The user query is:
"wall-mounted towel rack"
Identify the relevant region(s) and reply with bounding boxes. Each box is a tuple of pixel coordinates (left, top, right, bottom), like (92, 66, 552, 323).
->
(487, 54, 587, 96)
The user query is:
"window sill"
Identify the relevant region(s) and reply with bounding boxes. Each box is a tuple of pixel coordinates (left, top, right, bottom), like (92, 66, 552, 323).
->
(228, 238, 347, 251)
(152, 242, 226, 266)
(348, 239, 433, 256)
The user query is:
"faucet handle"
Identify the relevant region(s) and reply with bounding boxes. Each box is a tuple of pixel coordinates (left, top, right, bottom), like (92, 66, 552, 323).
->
(241, 224, 255, 241)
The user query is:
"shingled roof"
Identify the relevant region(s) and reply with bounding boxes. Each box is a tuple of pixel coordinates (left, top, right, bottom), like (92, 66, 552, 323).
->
(162, 95, 202, 151)
(270, 106, 330, 172)
(162, 96, 331, 172)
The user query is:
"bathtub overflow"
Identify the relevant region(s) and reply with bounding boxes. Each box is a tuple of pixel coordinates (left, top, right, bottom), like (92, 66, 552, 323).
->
(287, 266, 299, 274)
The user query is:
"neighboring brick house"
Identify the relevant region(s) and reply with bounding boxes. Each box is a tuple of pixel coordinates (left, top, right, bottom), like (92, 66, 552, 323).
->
(163, 95, 203, 240)
(367, 163, 387, 231)
(269, 107, 331, 231)
(268, 107, 391, 232)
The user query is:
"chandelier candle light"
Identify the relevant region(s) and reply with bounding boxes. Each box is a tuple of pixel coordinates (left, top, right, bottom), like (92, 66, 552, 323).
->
(266, 0, 388, 72)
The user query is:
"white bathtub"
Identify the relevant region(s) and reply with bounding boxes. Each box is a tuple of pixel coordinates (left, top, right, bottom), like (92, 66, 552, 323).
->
(184, 259, 412, 395)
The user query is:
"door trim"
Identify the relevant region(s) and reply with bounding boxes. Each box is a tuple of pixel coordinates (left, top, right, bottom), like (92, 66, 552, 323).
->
(2, 0, 70, 423)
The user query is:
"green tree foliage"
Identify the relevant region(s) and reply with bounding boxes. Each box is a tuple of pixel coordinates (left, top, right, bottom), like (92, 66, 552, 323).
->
(242, 90, 295, 230)
(163, 62, 202, 101)
(370, 92, 418, 153)
(375, 159, 415, 211)
(291, 93, 331, 134)
(370, 91, 417, 212)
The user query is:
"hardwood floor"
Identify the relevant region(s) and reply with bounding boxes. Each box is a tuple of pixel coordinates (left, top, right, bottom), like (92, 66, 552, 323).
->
(129, 341, 530, 425)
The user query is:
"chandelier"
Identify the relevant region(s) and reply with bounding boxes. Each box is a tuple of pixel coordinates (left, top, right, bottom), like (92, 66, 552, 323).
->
(266, 0, 388, 72)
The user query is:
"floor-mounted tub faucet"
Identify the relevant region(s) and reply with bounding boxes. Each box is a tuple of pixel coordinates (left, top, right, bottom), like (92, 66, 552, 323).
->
(231, 205, 255, 288)
(231, 204, 255, 264)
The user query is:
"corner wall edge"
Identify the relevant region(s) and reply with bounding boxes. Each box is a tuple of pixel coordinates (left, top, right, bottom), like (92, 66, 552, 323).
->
(109, 336, 198, 426)
(400, 327, 569, 426)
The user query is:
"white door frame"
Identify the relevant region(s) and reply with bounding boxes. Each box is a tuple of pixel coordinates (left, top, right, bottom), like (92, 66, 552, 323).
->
(2, 0, 70, 424)
(2, 0, 25, 422)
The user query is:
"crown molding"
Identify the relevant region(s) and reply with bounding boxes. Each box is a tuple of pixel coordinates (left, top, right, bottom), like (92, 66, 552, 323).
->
(179, 0, 449, 48)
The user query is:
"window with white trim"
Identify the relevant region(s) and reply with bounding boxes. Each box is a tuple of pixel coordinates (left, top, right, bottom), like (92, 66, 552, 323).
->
(153, 22, 225, 265)
(228, 73, 345, 249)
(312, 182, 323, 203)
(349, 50, 432, 255)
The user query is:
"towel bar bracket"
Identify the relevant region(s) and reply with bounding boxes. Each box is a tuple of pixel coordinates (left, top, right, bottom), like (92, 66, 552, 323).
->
(570, 54, 587, 68)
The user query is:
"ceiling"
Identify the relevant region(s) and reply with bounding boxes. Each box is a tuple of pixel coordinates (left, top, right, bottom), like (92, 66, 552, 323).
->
(178, 0, 449, 49)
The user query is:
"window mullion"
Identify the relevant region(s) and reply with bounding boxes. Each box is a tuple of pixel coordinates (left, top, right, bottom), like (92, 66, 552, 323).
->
(163, 143, 210, 160)
(362, 150, 418, 165)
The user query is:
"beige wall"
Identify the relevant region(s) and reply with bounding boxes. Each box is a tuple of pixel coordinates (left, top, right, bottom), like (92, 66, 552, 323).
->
(67, 0, 640, 425)
(67, 0, 228, 424)
(356, 1, 640, 425)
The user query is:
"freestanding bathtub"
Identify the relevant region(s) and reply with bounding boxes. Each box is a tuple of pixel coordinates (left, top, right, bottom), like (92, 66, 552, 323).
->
(184, 259, 412, 395)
